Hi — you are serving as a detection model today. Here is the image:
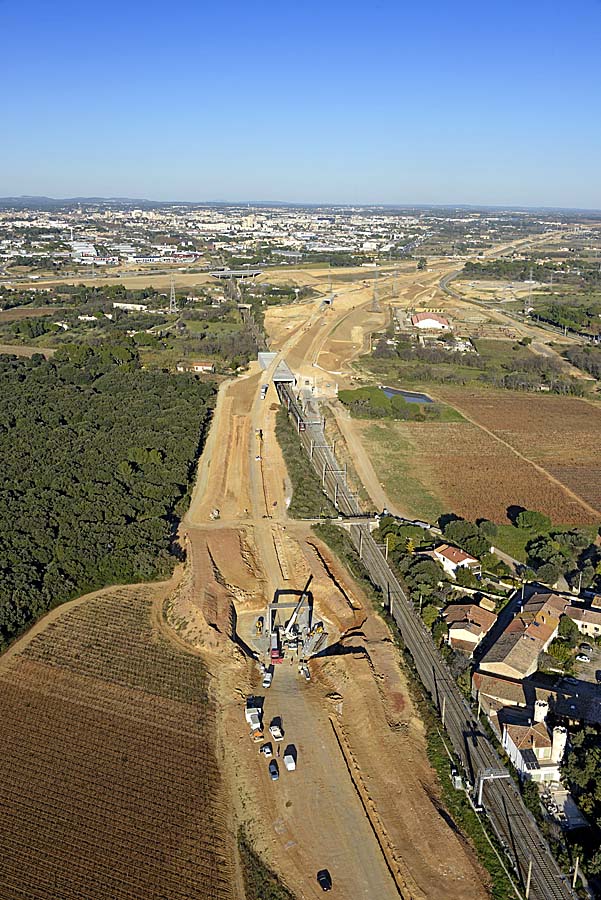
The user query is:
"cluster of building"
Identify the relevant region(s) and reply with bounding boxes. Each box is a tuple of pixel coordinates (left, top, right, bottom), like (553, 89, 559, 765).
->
(417, 529, 600, 827)
(0, 203, 577, 279)
(443, 584, 601, 801)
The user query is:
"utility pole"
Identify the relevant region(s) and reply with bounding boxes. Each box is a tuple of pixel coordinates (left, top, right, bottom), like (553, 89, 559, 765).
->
(572, 856, 579, 889)
(371, 264, 381, 313)
(169, 276, 178, 314)
(525, 857, 532, 899)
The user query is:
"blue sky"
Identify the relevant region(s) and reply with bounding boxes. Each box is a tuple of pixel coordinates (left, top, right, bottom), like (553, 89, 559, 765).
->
(1, 0, 600, 207)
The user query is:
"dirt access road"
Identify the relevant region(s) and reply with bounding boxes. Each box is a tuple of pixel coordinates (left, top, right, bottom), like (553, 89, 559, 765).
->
(175, 263, 490, 900)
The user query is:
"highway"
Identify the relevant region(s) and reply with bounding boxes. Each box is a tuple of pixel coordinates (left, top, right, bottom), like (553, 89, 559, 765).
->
(275, 379, 575, 900)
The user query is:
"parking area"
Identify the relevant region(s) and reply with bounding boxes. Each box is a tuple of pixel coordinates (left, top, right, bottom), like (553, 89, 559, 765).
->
(573, 641, 601, 684)
(243, 663, 400, 899)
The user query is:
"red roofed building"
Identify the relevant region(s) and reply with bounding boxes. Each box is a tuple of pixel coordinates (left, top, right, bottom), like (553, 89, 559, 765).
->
(443, 603, 497, 654)
(411, 312, 450, 330)
(433, 543, 481, 578)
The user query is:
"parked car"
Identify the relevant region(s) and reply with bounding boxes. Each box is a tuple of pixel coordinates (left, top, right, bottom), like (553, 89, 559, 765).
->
(262, 668, 273, 689)
(579, 642, 593, 654)
(269, 718, 284, 741)
(268, 760, 279, 781)
(595, 670, 601, 683)
(260, 743, 273, 758)
(576, 654, 591, 663)
(317, 869, 332, 892)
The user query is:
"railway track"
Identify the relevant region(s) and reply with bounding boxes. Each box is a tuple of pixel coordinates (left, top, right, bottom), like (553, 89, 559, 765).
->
(276, 380, 574, 900)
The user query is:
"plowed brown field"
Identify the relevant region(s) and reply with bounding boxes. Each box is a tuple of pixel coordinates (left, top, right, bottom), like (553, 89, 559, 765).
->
(0, 588, 233, 900)
(435, 389, 601, 522)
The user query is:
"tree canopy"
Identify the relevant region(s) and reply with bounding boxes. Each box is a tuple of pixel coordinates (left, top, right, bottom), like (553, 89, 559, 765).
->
(0, 346, 215, 648)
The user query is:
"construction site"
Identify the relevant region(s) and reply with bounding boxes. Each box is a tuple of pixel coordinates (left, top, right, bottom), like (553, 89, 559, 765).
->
(162, 255, 520, 900)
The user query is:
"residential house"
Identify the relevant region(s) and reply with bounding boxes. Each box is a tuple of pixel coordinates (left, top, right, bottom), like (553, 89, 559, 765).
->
(565, 604, 601, 639)
(472, 672, 528, 716)
(433, 544, 481, 579)
(478, 592, 567, 680)
(443, 603, 497, 654)
(502, 722, 567, 783)
(176, 361, 215, 374)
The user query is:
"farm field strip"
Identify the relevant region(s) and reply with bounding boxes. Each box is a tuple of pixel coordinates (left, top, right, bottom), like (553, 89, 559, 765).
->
(0, 591, 233, 900)
(434, 389, 601, 519)
(352, 417, 599, 524)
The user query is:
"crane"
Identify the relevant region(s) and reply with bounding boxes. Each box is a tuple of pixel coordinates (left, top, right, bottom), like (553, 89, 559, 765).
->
(283, 575, 313, 639)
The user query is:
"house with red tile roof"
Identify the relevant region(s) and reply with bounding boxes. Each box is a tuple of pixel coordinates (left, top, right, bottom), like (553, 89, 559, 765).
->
(443, 603, 497, 654)
(433, 543, 481, 578)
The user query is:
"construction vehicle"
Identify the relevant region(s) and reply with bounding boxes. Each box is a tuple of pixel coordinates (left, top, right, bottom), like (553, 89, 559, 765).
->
(245, 697, 264, 742)
(255, 616, 264, 636)
(283, 746, 297, 771)
(283, 576, 312, 641)
(299, 662, 310, 681)
(270, 631, 283, 664)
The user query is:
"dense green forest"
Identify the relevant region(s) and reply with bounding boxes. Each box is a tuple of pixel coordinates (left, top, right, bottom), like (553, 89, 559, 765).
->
(0, 344, 215, 648)
(535, 300, 601, 337)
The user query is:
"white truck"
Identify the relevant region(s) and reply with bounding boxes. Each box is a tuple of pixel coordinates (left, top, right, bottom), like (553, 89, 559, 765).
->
(283, 752, 296, 771)
(245, 698, 264, 742)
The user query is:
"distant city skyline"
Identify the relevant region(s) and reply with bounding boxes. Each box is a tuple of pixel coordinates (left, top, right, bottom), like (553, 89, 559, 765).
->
(1, 195, 601, 214)
(1, 0, 600, 208)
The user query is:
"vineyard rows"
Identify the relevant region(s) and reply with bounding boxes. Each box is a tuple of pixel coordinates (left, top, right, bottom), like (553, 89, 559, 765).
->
(0, 592, 233, 900)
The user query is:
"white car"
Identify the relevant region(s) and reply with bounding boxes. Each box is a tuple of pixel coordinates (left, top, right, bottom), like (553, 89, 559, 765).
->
(576, 654, 591, 663)
(262, 670, 273, 689)
(260, 743, 273, 758)
(269, 719, 284, 741)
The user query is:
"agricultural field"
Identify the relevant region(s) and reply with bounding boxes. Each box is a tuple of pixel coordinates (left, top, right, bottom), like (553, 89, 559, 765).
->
(436, 389, 601, 518)
(353, 401, 600, 526)
(0, 588, 233, 900)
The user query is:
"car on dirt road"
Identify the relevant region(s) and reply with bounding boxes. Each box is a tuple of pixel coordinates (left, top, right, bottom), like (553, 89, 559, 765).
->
(268, 760, 279, 781)
(269, 718, 284, 741)
(317, 869, 332, 891)
(580, 642, 593, 654)
(576, 654, 591, 663)
(262, 668, 273, 689)
(260, 743, 273, 758)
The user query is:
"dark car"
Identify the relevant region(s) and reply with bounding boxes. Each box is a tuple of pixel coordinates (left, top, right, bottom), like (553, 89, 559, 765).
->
(317, 869, 332, 892)
(596, 670, 601, 684)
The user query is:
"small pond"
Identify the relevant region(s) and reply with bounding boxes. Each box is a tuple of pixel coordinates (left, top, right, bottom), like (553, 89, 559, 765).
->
(381, 386, 433, 404)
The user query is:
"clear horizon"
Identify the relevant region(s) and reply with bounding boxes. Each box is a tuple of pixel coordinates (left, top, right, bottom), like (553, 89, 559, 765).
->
(2, 194, 601, 213)
(1, 0, 600, 208)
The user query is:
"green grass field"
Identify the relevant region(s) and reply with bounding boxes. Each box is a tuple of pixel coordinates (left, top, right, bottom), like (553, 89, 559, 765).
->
(358, 421, 445, 522)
